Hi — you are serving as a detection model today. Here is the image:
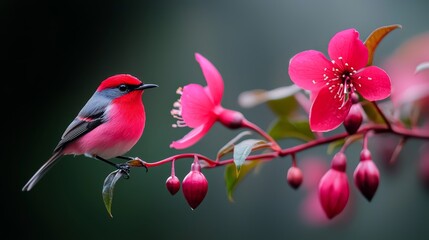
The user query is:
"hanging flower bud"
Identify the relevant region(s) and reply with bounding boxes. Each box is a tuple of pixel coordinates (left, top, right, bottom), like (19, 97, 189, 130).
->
(166, 160, 181, 195)
(182, 156, 208, 209)
(318, 152, 349, 219)
(343, 103, 363, 135)
(166, 175, 181, 195)
(353, 148, 380, 201)
(287, 166, 303, 189)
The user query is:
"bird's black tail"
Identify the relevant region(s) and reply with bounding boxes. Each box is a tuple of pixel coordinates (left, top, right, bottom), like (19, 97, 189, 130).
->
(22, 151, 63, 191)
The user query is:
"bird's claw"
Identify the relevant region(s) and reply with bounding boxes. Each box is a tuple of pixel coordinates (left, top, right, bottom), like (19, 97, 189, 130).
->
(116, 163, 131, 179)
(125, 157, 148, 173)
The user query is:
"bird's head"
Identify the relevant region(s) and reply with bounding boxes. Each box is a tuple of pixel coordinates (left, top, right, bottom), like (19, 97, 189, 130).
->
(96, 74, 158, 102)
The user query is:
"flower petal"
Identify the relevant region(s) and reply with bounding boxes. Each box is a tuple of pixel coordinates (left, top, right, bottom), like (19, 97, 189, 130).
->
(181, 84, 216, 128)
(195, 53, 224, 106)
(310, 86, 352, 132)
(170, 120, 216, 149)
(353, 66, 391, 101)
(328, 29, 368, 70)
(288, 50, 333, 91)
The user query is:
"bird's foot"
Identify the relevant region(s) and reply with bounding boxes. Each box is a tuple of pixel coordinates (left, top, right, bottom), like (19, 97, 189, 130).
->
(115, 163, 131, 179)
(125, 157, 148, 172)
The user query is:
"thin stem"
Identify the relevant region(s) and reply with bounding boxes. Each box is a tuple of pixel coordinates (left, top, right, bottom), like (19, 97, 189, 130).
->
(129, 123, 428, 170)
(389, 137, 407, 165)
(241, 118, 282, 151)
(171, 158, 176, 176)
(363, 131, 369, 149)
(291, 153, 297, 167)
(372, 101, 392, 130)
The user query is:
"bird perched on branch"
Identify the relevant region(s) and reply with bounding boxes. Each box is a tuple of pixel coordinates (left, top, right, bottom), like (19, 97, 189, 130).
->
(22, 74, 158, 191)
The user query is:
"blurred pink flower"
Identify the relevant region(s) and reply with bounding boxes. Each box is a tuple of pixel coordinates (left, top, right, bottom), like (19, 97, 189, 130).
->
(383, 32, 429, 110)
(288, 29, 391, 132)
(384, 32, 429, 124)
(419, 144, 429, 190)
(299, 157, 329, 226)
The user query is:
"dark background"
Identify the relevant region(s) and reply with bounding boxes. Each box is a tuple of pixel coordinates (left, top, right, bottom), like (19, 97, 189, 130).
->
(5, 1, 429, 239)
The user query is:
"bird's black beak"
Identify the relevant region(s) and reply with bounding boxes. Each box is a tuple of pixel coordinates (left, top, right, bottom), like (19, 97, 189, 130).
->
(136, 83, 158, 90)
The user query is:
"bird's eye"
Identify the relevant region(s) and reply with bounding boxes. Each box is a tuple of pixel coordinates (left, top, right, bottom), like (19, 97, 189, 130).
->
(118, 84, 127, 92)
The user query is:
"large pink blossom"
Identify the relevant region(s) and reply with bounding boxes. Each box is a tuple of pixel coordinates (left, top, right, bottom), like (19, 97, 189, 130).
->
(170, 53, 243, 149)
(288, 29, 391, 132)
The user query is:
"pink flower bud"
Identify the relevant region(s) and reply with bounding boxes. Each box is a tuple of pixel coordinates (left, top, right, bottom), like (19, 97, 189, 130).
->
(353, 149, 380, 201)
(343, 104, 363, 135)
(166, 175, 181, 195)
(218, 109, 244, 129)
(182, 157, 208, 209)
(319, 152, 349, 219)
(287, 166, 303, 189)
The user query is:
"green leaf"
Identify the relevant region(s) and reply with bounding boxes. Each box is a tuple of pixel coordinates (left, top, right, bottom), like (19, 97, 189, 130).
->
(327, 134, 363, 154)
(233, 139, 267, 174)
(327, 139, 346, 155)
(364, 24, 402, 66)
(361, 100, 385, 124)
(217, 131, 252, 160)
(267, 117, 315, 141)
(102, 169, 126, 218)
(225, 160, 262, 202)
(266, 95, 298, 118)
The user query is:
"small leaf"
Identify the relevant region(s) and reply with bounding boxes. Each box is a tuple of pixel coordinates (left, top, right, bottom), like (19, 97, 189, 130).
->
(361, 100, 385, 124)
(364, 24, 402, 66)
(268, 117, 315, 141)
(233, 139, 267, 175)
(225, 160, 262, 202)
(327, 134, 363, 154)
(415, 62, 429, 74)
(217, 131, 252, 160)
(266, 95, 299, 118)
(102, 170, 126, 218)
(327, 139, 346, 155)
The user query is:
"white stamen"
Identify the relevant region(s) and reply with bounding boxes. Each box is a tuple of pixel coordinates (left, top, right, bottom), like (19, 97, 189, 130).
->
(173, 101, 181, 108)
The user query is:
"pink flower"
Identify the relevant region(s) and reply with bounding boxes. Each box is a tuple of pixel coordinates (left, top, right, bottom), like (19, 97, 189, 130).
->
(288, 29, 391, 132)
(382, 32, 429, 120)
(170, 53, 244, 149)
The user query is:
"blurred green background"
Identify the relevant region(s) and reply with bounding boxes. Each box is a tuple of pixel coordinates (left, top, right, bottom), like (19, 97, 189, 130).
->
(6, 0, 429, 239)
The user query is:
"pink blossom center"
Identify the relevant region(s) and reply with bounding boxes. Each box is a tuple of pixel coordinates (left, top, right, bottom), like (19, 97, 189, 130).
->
(315, 56, 368, 109)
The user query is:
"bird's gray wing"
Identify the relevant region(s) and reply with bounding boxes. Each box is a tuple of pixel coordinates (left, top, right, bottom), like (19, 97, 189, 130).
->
(53, 92, 110, 153)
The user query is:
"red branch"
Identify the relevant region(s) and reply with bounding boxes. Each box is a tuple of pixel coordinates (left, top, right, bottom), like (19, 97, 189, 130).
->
(132, 123, 428, 170)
